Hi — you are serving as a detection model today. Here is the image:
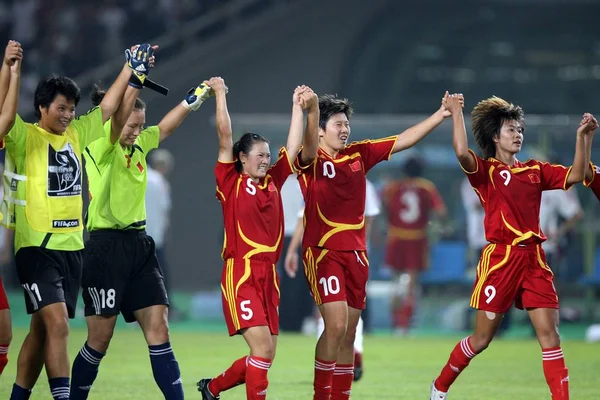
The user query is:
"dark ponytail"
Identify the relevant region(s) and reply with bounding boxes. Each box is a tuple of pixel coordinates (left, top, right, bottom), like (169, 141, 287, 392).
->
(91, 83, 146, 111)
(90, 84, 106, 106)
(233, 132, 270, 172)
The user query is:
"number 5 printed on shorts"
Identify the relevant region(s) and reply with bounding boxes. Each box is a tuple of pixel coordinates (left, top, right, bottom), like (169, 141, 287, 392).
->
(88, 287, 116, 314)
(240, 300, 254, 320)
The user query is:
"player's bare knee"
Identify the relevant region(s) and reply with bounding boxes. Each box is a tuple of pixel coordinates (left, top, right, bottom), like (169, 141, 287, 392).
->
(0, 329, 12, 344)
(536, 326, 561, 348)
(144, 321, 170, 345)
(470, 332, 494, 353)
(88, 328, 114, 353)
(44, 316, 69, 340)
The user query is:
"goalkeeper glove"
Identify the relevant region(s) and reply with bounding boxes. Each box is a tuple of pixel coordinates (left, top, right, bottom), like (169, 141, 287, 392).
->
(181, 83, 213, 111)
(125, 44, 154, 89)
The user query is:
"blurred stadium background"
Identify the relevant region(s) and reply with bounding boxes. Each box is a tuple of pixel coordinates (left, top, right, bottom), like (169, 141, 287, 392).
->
(1, 0, 600, 398)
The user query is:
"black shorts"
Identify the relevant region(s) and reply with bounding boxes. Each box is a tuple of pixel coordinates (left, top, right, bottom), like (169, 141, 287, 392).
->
(82, 229, 169, 323)
(15, 247, 83, 318)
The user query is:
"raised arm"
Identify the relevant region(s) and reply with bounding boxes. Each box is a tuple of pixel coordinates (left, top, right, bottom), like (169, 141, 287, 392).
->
(571, 113, 598, 185)
(445, 92, 476, 172)
(157, 82, 213, 142)
(207, 77, 233, 162)
(0, 41, 22, 113)
(583, 116, 597, 182)
(0, 55, 22, 139)
(109, 85, 140, 144)
(286, 86, 308, 164)
(391, 92, 455, 155)
(298, 87, 319, 166)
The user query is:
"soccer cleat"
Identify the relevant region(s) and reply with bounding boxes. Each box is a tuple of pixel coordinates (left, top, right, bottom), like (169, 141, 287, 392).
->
(430, 381, 447, 400)
(353, 365, 363, 382)
(197, 378, 220, 400)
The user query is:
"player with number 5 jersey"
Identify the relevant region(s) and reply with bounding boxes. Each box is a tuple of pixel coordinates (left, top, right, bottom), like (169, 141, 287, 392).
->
(429, 94, 597, 400)
(196, 79, 319, 400)
(297, 93, 453, 400)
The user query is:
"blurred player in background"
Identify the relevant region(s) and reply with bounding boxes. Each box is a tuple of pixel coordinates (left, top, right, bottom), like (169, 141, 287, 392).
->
(70, 44, 208, 400)
(294, 92, 453, 400)
(197, 78, 319, 400)
(382, 155, 446, 335)
(429, 93, 596, 400)
(0, 39, 133, 400)
(284, 177, 381, 382)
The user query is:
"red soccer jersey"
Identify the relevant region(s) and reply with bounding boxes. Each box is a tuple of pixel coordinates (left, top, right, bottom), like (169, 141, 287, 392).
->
(296, 136, 397, 251)
(584, 163, 600, 201)
(463, 149, 572, 246)
(383, 177, 446, 241)
(215, 147, 294, 263)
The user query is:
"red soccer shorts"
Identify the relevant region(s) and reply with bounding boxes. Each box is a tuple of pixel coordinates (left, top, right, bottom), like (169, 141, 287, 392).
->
(303, 247, 369, 310)
(0, 276, 9, 310)
(470, 243, 558, 313)
(220, 258, 280, 336)
(384, 238, 429, 272)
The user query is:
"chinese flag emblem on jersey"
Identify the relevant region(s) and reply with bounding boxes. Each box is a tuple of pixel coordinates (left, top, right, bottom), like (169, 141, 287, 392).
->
(268, 182, 276, 192)
(529, 173, 540, 184)
(350, 160, 362, 172)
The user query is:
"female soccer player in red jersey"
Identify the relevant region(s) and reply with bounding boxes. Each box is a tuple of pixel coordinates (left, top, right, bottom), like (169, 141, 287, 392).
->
(294, 92, 455, 400)
(197, 77, 319, 400)
(429, 94, 597, 400)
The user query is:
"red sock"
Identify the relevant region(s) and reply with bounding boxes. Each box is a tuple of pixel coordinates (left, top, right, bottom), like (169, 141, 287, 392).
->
(434, 336, 477, 392)
(208, 356, 247, 396)
(393, 297, 414, 328)
(542, 347, 569, 400)
(0, 344, 8, 375)
(331, 363, 354, 400)
(314, 357, 336, 400)
(245, 356, 271, 400)
(353, 351, 362, 369)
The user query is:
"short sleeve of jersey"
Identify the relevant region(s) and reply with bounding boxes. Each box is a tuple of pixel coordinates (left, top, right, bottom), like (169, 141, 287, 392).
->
(293, 148, 314, 171)
(3, 114, 27, 157)
(539, 161, 572, 191)
(214, 161, 239, 203)
(346, 136, 398, 173)
(268, 147, 295, 190)
(583, 163, 600, 200)
(461, 149, 487, 190)
(135, 126, 160, 153)
(70, 107, 104, 148)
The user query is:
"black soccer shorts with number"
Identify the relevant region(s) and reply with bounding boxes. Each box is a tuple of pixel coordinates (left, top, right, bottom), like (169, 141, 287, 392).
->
(15, 247, 82, 318)
(81, 229, 169, 322)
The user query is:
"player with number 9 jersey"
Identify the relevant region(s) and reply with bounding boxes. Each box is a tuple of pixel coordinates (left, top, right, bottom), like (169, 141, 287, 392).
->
(429, 94, 596, 400)
(297, 93, 451, 400)
(196, 80, 320, 400)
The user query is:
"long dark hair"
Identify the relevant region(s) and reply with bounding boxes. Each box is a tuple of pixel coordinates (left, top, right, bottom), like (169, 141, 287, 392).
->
(233, 132, 270, 172)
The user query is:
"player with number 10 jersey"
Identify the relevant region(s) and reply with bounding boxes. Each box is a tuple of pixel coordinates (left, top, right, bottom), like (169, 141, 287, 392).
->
(297, 93, 452, 400)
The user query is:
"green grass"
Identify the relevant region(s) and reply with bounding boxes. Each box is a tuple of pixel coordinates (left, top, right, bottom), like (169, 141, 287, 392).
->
(0, 327, 598, 399)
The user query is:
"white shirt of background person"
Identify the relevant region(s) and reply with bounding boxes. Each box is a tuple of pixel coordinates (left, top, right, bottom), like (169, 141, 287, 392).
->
(145, 166, 171, 249)
(460, 177, 487, 251)
(281, 175, 304, 238)
(539, 189, 582, 254)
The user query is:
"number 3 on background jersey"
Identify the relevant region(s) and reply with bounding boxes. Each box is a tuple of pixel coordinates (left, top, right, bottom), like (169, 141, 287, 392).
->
(323, 161, 336, 178)
(399, 190, 420, 223)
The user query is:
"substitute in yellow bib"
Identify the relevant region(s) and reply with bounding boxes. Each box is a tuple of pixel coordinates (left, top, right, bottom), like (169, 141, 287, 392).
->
(70, 75, 213, 400)
(0, 39, 142, 400)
